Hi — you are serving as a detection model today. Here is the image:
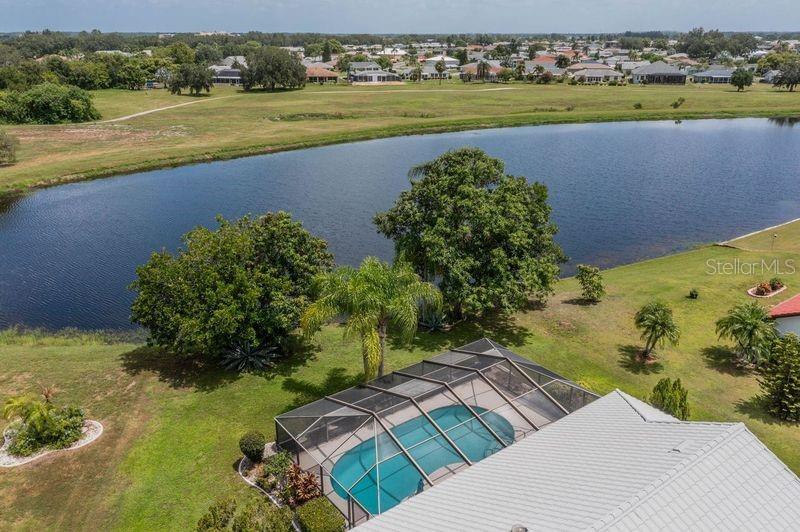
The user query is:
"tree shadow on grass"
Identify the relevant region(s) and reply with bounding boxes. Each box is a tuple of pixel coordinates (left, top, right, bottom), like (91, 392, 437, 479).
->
(563, 298, 599, 306)
(733, 394, 796, 427)
(701, 345, 750, 377)
(617, 344, 663, 375)
(119, 337, 318, 392)
(392, 312, 534, 354)
(280, 367, 364, 413)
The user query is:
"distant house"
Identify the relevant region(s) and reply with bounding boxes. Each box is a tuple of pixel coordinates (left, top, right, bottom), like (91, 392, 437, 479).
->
(566, 61, 612, 73)
(631, 61, 687, 84)
(572, 68, 623, 83)
(376, 47, 407, 61)
(460, 60, 503, 81)
(306, 67, 339, 84)
(522, 61, 564, 76)
(761, 69, 781, 83)
(397, 65, 451, 80)
(220, 56, 247, 68)
(693, 68, 735, 83)
(350, 69, 401, 83)
(348, 61, 382, 79)
(424, 55, 460, 68)
(620, 60, 650, 75)
(210, 65, 242, 85)
(770, 294, 800, 335)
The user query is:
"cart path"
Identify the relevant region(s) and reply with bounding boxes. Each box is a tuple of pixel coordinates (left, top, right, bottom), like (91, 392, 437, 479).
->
(99, 96, 235, 123)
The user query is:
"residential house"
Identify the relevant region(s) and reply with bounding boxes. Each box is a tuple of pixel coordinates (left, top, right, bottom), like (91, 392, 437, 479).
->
(566, 61, 612, 73)
(761, 69, 781, 83)
(693, 67, 735, 84)
(770, 294, 800, 335)
(350, 69, 401, 83)
(631, 61, 687, 84)
(620, 60, 650, 75)
(306, 67, 339, 84)
(209, 65, 242, 85)
(460, 60, 503, 81)
(347, 61, 382, 80)
(572, 68, 623, 83)
(424, 55, 460, 68)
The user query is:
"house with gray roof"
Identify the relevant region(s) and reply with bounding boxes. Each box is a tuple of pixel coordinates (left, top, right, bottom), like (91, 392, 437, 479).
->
(631, 61, 686, 84)
(572, 68, 623, 83)
(693, 67, 736, 83)
(357, 387, 800, 531)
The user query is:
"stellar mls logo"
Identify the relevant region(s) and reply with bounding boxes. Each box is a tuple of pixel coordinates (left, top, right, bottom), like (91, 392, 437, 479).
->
(706, 258, 796, 275)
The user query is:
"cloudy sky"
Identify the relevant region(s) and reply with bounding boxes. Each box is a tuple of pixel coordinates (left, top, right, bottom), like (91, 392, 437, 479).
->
(1, 0, 798, 33)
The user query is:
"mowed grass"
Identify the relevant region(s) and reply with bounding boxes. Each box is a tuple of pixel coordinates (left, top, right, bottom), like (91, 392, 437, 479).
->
(2, 221, 800, 530)
(2, 80, 799, 197)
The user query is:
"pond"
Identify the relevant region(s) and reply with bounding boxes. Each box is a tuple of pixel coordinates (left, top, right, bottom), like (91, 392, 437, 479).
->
(1, 118, 799, 329)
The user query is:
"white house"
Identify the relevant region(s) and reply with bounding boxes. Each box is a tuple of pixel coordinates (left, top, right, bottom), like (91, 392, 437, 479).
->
(770, 293, 800, 335)
(424, 55, 460, 68)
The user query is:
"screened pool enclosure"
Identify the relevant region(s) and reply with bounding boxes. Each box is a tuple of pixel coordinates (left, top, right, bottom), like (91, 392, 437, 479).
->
(275, 339, 598, 526)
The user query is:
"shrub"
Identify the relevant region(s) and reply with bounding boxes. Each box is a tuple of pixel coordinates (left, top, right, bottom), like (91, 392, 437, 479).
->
(0, 83, 100, 124)
(770, 277, 784, 291)
(688, 288, 699, 299)
(649, 377, 690, 420)
(575, 264, 604, 303)
(196, 496, 237, 531)
(296, 497, 345, 532)
(760, 333, 800, 422)
(239, 430, 266, 463)
(633, 102, 643, 109)
(3, 392, 85, 456)
(755, 282, 772, 296)
(259, 450, 293, 491)
(0, 129, 18, 164)
(284, 463, 322, 508)
(670, 97, 686, 109)
(231, 499, 293, 532)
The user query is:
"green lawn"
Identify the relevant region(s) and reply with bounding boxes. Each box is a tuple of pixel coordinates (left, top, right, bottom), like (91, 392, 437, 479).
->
(1, 220, 799, 531)
(2, 80, 799, 198)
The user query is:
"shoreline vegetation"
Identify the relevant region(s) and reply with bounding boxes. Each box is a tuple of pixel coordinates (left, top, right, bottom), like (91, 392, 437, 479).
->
(2, 82, 799, 200)
(1, 217, 800, 529)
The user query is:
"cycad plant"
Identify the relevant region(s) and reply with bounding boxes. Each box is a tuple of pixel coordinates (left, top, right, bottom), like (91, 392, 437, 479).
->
(715, 301, 776, 366)
(301, 257, 441, 380)
(634, 301, 680, 359)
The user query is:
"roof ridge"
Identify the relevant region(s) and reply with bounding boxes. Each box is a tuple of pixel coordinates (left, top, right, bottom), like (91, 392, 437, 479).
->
(614, 389, 743, 427)
(591, 423, 746, 530)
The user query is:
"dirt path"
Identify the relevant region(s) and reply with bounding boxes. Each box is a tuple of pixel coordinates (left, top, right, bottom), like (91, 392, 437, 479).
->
(100, 96, 234, 123)
(314, 87, 520, 95)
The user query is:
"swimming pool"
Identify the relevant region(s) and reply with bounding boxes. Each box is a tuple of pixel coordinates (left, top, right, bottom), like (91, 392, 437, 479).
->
(330, 405, 515, 514)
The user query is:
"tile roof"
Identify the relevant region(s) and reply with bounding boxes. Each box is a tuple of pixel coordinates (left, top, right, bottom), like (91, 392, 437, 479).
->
(770, 293, 800, 318)
(356, 390, 800, 531)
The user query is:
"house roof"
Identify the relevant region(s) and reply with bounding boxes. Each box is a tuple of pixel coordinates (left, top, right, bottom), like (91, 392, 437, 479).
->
(770, 293, 800, 319)
(694, 68, 735, 77)
(632, 61, 684, 75)
(356, 390, 800, 531)
(306, 67, 339, 78)
(573, 68, 623, 78)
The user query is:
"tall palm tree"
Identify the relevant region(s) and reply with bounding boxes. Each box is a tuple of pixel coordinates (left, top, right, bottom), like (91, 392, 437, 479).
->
(476, 60, 489, 82)
(634, 301, 680, 359)
(301, 257, 441, 380)
(716, 301, 776, 365)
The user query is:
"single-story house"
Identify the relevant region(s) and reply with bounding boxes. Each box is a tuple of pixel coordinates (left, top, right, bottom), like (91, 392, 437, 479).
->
(619, 60, 650, 75)
(376, 47, 407, 61)
(693, 68, 735, 83)
(770, 293, 800, 335)
(348, 61, 382, 77)
(522, 61, 564, 76)
(572, 68, 624, 83)
(761, 69, 781, 83)
(459, 60, 503, 81)
(306, 67, 339, 83)
(631, 61, 687, 84)
(566, 61, 612, 73)
(424, 55, 460, 68)
(350, 69, 401, 83)
(352, 361, 800, 529)
(396, 65, 451, 80)
(209, 65, 242, 85)
(220, 55, 247, 68)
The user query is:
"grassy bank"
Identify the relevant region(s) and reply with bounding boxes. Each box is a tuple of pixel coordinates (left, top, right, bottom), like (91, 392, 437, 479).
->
(2, 81, 799, 198)
(1, 219, 799, 530)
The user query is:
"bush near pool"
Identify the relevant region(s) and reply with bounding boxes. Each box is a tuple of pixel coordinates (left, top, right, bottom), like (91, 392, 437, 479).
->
(296, 497, 346, 532)
(239, 430, 266, 463)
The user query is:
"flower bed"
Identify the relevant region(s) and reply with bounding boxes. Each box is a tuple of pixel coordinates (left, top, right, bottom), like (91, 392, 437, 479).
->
(748, 279, 788, 298)
(1, 420, 103, 467)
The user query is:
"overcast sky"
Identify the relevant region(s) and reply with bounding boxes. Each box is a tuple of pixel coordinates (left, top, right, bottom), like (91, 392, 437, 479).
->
(2, 0, 799, 34)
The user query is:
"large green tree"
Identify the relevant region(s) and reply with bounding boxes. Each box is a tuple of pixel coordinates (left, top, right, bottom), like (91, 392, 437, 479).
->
(167, 63, 213, 95)
(774, 59, 800, 92)
(634, 301, 680, 359)
(374, 148, 564, 319)
(730, 68, 754, 91)
(760, 333, 800, 422)
(130, 212, 333, 362)
(301, 257, 441, 380)
(715, 301, 776, 366)
(243, 46, 306, 90)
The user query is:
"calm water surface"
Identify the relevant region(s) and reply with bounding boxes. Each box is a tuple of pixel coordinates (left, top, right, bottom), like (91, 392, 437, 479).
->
(1, 118, 799, 329)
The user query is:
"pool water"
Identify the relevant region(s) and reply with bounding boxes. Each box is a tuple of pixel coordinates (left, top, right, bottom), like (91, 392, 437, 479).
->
(330, 405, 514, 514)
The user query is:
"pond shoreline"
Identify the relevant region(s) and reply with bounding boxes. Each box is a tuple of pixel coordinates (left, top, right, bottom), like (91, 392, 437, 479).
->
(2, 109, 797, 202)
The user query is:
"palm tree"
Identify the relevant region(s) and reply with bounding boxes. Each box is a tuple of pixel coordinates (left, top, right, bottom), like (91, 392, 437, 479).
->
(634, 301, 680, 359)
(435, 59, 446, 85)
(476, 60, 489, 82)
(715, 301, 776, 365)
(301, 257, 441, 380)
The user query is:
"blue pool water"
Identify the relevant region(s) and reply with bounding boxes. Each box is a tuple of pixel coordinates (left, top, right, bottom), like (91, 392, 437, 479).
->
(330, 405, 514, 514)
